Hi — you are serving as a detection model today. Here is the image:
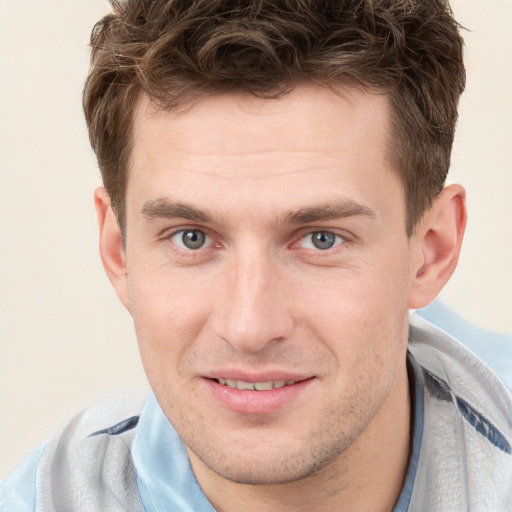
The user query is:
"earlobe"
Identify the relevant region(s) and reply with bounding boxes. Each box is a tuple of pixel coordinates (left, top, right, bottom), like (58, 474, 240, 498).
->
(407, 184, 467, 309)
(94, 187, 131, 312)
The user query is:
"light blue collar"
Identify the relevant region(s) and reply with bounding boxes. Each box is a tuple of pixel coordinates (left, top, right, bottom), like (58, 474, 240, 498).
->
(132, 393, 216, 512)
(393, 353, 425, 512)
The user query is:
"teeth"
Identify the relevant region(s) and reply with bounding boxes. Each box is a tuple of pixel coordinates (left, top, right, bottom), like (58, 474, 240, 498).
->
(255, 381, 273, 391)
(217, 379, 297, 391)
(238, 381, 255, 391)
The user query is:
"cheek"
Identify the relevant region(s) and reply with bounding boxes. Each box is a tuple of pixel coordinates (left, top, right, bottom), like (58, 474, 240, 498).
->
(296, 255, 411, 380)
(126, 265, 213, 385)
(298, 259, 410, 332)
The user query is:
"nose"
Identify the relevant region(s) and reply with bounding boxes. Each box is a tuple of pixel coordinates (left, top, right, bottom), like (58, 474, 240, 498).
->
(212, 250, 294, 353)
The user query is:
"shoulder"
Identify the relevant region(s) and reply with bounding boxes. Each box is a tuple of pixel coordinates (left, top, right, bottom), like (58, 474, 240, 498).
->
(408, 313, 512, 510)
(0, 390, 148, 512)
(409, 310, 512, 421)
(416, 300, 512, 389)
(409, 311, 511, 442)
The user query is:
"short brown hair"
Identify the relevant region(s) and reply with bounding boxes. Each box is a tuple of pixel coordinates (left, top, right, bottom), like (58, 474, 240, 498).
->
(83, 0, 465, 235)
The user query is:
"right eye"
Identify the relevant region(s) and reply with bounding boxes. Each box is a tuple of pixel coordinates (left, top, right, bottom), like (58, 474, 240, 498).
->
(297, 230, 345, 251)
(170, 229, 211, 250)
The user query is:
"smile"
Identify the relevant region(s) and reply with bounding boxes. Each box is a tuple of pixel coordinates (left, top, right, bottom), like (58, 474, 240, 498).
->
(216, 379, 297, 391)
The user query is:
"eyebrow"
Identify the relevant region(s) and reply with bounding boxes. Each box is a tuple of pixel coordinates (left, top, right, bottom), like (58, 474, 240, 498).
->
(141, 199, 212, 223)
(282, 200, 377, 224)
(141, 197, 377, 225)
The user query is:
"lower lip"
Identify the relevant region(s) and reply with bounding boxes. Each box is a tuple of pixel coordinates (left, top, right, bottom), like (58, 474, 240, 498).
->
(203, 378, 314, 415)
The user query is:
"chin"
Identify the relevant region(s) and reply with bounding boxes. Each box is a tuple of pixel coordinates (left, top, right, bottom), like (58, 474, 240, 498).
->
(187, 429, 353, 486)
(200, 454, 328, 486)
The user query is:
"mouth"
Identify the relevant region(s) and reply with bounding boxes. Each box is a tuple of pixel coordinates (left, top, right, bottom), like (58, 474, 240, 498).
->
(215, 378, 298, 391)
(205, 375, 314, 414)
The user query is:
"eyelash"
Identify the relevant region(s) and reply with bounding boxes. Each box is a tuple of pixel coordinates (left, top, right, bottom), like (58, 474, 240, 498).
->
(170, 229, 212, 250)
(161, 227, 350, 257)
(161, 227, 218, 259)
(295, 231, 346, 251)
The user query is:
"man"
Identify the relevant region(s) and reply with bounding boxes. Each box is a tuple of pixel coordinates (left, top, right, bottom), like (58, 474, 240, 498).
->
(1, 0, 510, 511)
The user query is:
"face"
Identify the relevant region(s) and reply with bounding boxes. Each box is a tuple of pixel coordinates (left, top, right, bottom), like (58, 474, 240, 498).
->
(120, 86, 417, 484)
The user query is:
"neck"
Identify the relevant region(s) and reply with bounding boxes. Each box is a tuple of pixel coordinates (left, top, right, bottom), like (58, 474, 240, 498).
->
(189, 364, 412, 512)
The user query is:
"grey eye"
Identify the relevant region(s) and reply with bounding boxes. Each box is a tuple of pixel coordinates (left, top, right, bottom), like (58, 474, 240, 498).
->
(299, 231, 344, 251)
(311, 231, 336, 250)
(172, 229, 208, 250)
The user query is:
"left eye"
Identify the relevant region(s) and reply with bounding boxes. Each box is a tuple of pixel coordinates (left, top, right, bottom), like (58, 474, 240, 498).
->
(170, 229, 211, 250)
(299, 231, 345, 250)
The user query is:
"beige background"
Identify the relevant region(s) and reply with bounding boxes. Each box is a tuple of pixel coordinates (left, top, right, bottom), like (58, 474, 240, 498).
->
(1, 0, 511, 479)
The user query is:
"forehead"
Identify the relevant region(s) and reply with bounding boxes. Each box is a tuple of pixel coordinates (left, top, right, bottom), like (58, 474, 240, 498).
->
(131, 86, 392, 167)
(127, 85, 400, 221)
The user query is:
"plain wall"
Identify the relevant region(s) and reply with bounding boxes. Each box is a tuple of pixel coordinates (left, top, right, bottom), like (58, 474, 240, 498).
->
(1, 0, 511, 478)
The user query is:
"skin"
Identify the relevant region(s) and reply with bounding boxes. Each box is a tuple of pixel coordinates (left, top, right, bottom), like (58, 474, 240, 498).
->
(95, 85, 466, 511)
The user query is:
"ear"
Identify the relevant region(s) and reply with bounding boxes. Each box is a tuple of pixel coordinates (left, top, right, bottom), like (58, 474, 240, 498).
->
(407, 184, 467, 309)
(94, 187, 131, 312)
